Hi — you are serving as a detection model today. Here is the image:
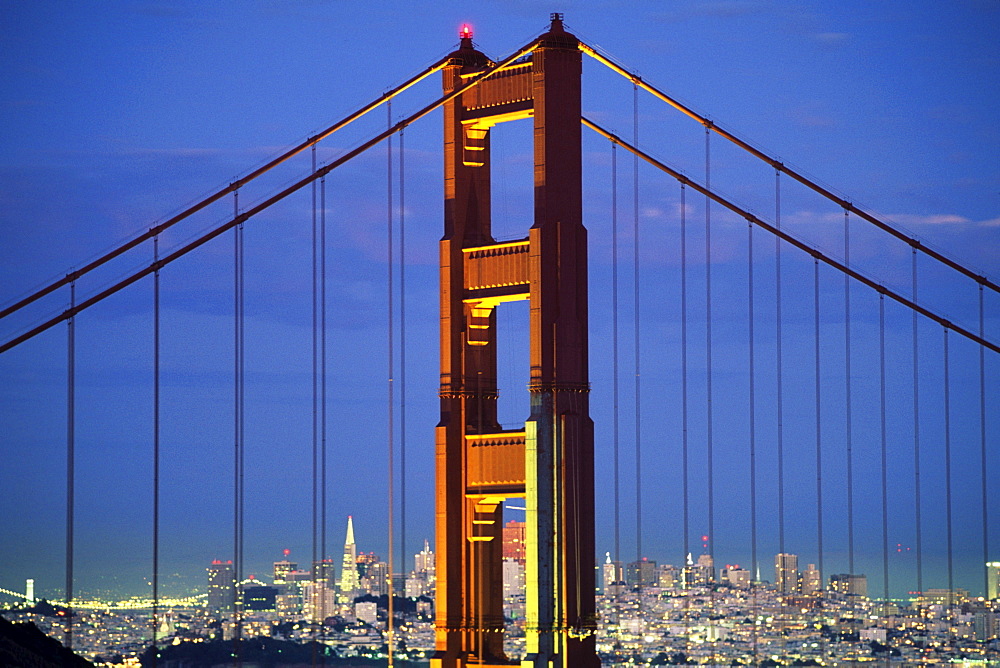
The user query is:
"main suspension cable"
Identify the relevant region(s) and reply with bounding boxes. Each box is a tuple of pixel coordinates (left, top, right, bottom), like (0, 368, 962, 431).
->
(0, 56, 453, 321)
(1, 38, 543, 356)
(580, 120, 999, 355)
(578, 40, 1000, 296)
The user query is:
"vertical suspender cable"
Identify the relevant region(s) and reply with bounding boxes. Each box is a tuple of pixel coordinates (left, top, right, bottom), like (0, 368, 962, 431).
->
(681, 183, 693, 596)
(66, 279, 75, 649)
(386, 102, 395, 668)
(704, 125, 714, 575)
(680, 182, 690, 643)
(912, 249, 923, 600)
(844, 209, 855, 578)
(775, 170, 784, 558)
(748, 220, 758, 662)
(880, 294, 889, 602)
(310, 146, 319, 642)
(814, 259, 823, 582)
(399, 128, 407, 585)
(233, 189, 244, 663)
(633, 83, 642, 570)
(152, 234, 161, 665)
(979, 286, 989, 600)
(813, 257, 824, 659)
(944, 327, 953, 610)
(612, 143, 620, 573)
(320, 167, 328, 606)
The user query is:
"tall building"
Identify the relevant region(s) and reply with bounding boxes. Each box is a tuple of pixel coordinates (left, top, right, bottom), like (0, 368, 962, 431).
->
(502, 520, 527, 564)
(304, 582, 337, 622)
(415, 539, 435, 575)
(356, 551, 378, 577)
(340, 516, 361, 600)
(362, 561, 389, 597)
(681, 553, 712, 587)
(695, 553, 715, 584)
(407, 539, 436, 597)
(273, 558, 296, 585)
(988, 561, 1000, 600)
(503, 558, 526, 598)
(312, 559, 335, 586)
(723, 565, 750, 589)
(626, 558, 658, 588)
(801, 563, 821, 595)
(830, 573, 867, 597)
(207, 560, 235, 617)
(602, 552, 623, 593)
(775, 553, 799, 594)
(25, 579, 34, 604)
(657, 564, 681, 589)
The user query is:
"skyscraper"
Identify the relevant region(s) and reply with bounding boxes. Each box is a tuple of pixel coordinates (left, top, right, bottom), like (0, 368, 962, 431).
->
(407, 539, 436, 597)
(602, 552, 623, 593)
(775, 553, 799, 594)
(626, 558, 658, 588)
(696, 553, 715, 584)
(415, 539, 435, 576)
(362, 560, 389, 596)
(801, 563, 821, 595)
(988, 561, 1000, 601)
(502, 520, 527, 564)
(207, 560, 235, 618)
(830, 573, 867, 597)
(724, 566, 750, 589)
(273, 554, 296, 585)
(339, 515, 360, 600)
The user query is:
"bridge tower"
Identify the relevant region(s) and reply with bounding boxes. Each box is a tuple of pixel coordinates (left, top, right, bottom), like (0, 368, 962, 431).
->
(433, 15, 599, 668)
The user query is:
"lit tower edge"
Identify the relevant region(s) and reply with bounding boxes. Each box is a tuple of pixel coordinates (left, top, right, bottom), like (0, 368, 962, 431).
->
(434, 15, 598, 668)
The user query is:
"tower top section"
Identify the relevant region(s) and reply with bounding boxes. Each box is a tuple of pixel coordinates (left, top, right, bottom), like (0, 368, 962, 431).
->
(446, 22, 491, 70)
(540, 11, 577, 48)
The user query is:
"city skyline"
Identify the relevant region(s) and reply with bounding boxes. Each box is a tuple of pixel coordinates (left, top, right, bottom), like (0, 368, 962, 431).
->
(2, 0, 998, 612)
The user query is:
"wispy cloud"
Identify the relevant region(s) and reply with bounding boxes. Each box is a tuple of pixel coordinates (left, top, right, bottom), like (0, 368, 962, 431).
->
(788, 101, 838, 128)
(813, 32, 850, 45)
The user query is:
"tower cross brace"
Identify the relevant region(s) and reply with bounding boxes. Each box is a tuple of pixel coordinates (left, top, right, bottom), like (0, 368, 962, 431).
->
(433, 15, 599, 668)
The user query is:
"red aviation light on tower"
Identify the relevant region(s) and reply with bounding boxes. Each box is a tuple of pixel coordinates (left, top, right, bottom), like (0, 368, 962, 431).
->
(283, 548, 290, 557)
(460, 24, 473, 40)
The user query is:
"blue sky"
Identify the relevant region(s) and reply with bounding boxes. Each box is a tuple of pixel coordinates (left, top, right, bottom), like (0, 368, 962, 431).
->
(1, 1, 998, 600)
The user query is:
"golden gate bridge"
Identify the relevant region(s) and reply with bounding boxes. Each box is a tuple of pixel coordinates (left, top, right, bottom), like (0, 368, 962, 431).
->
(1, 13, 996, 668)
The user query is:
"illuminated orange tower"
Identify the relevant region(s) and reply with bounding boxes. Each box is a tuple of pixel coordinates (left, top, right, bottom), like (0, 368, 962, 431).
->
(433, 15, 598, 668)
